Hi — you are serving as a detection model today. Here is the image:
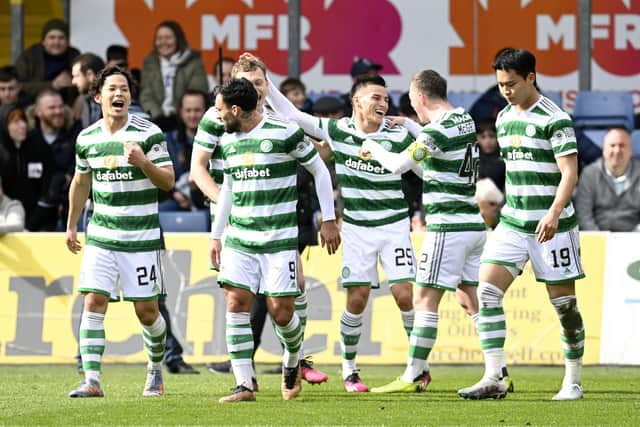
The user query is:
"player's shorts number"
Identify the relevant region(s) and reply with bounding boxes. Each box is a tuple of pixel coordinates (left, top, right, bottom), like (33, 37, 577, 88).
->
(288, 261, 296, 280)
(551, 247, 571, 268)
(418, 253, 428, 271)
(394, 248, 413, 267)
(137, 265, 157, 286)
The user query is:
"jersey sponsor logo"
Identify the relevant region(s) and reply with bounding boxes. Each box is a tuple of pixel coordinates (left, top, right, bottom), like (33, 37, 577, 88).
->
(95, 169, 134, 182)
(260, 140, 274, 153)
(344, 157, 387, 174)
(506, 149, 534, 161)
(104, 155, 119, 170)
(233, 167, 272, 180)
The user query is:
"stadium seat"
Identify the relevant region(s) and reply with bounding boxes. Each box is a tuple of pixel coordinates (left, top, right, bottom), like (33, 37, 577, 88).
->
(572, 91, 634, 131)
(542, 91, 563, 109)
(447, 92, 481, 111)
(159, 210, 210, 232)
(632, 130, 640, 158)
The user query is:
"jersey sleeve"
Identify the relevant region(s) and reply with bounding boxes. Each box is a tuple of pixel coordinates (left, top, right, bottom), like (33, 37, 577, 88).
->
(75, 138, 91, 174)
(287, 128, 319, 165)
(144, 128, 173, 167)
(194, 109, 224, 153)
(405, 127, 443, 162)
(546, 111, 578, 157)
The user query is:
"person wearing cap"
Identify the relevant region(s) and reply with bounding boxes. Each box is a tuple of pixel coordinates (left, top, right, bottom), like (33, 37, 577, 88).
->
(15, 19, 80, 100)
(341, 58, 396, 116)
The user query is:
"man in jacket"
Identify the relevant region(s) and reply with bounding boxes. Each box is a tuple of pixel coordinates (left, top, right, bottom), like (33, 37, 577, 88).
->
(575, 127, 640, 231)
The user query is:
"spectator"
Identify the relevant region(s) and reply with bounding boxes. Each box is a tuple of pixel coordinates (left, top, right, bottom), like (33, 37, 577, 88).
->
(398, 92, 419, 122)
(0, 176, 26, 235)
(311, 96, 345, 119)
(0, 104, 53, 230)
(71, 53, 105, 128)
(280, 77, 312, 113)
(140, 21, 209, 131)
(476, 119, 506, 193)
(14, 19, 80, 101)
(106, 44, 143, 89)
(26, 88, 81, 230)
(161, 90, 209, 211)
(0, 66, 31, 108)
(575, 127, 640, 231)
(212, 56, 235, 87)
(341, 58, 397, 116)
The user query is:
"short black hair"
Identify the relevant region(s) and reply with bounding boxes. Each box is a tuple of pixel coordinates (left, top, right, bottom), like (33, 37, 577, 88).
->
(399, 92, 416, 117)
(72, 53, 105, 75)
(0, 65, 18, 82)
(280, 77, 306, 95)
(90, 66, 136, 99)
(106, 44, 128, 62)
(411, 69, 447, 101)
(350, 74, 386, 98)
(218, 78, 258, 112)
(476, 119, 496, 135)
(492, 48, 536, 80)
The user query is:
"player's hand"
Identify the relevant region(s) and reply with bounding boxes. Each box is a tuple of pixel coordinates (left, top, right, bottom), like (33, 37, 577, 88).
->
(320, 220, 341, 255)
(210, 239, 222, 270)
(535, 211, 559, 243)
(359, 138, 377, 160)
(385, 116, 406, 128)
(66, 227, 81, 254)
(123, 141, 147, 168)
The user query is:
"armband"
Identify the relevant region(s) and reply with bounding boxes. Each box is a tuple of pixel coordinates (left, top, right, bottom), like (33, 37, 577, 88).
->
(406, 142, 429, 162)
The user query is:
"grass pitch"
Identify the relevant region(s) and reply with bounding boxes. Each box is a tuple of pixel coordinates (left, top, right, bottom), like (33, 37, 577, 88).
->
(0, 364, 638, 426)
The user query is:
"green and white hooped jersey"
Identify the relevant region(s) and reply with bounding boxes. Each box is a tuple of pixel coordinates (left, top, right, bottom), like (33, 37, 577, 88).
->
(319, 117, 414, 227)
(496, 95, 578, 234)
(415, 108, 485, 232)
(75, 114, 172, 252)
(193, 107, 225, 220)
(220, 115, 317, 253)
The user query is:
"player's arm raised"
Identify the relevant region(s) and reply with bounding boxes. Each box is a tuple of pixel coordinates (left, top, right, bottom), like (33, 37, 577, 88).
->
(124, 141, 175, 191)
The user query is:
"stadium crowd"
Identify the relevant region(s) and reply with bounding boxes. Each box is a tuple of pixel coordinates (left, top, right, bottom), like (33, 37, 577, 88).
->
(1, 18, 639, 403)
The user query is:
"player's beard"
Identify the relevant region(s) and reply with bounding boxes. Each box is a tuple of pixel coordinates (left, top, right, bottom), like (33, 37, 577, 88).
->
(223, 112, 241, 133)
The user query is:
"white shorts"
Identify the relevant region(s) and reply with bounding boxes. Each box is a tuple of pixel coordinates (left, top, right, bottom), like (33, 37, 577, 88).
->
(78, 245, 164, 301)
(481, 224, 585, 284)
(218, 247, 299, 297)
(415, 230, 486, 291)
(341, 218, 415, 288)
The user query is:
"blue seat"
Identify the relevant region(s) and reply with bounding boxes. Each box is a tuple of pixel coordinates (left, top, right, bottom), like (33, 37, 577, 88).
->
(159, 210, 210, 232)
(447, 92, 481, 111)
(542, 91, 563, 109)
(572, 91, 634, 130)
(632, 130, 640, 158)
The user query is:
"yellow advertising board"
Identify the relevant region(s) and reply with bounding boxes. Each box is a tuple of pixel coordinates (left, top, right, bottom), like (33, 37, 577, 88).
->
(0, 232, 605, 365)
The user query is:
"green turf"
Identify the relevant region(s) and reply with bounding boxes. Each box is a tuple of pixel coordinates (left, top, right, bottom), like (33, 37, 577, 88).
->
(0, 364, 638, 426)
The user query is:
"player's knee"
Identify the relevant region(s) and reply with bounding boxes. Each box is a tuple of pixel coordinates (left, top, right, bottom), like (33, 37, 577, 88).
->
(394, 292, 413, 311)
(553, 297, 583, 330)
(477, 281, 504, 308)
(271, 310, 293, 327)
